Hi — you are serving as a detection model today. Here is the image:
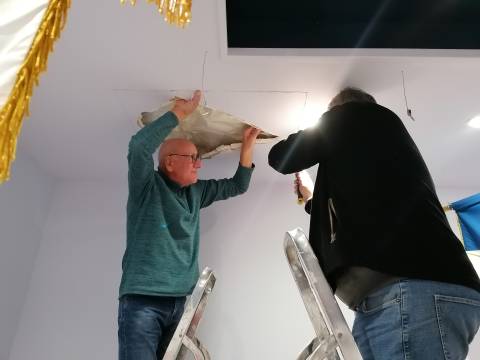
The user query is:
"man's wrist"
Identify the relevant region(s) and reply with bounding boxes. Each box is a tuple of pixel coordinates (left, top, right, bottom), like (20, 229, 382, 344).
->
(240, 159, 253, 168)
(171, 109, 186, 121)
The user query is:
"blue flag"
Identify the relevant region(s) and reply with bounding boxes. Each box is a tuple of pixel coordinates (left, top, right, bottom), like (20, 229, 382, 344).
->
(451, 193, 480, 251)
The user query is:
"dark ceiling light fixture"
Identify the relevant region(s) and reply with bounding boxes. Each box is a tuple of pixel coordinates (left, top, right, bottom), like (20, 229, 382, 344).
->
(226, 1, 480, 50)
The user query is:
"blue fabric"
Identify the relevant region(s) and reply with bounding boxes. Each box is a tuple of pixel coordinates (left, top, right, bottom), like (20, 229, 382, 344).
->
(118, 295, 186, 360)
(353, 279, 480, 360)
(451, 193, 480, 251)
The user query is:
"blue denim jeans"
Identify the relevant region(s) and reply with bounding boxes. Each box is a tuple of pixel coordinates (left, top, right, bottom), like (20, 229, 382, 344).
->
(352, 280, 480, 360)
(118, 294, 186, 360)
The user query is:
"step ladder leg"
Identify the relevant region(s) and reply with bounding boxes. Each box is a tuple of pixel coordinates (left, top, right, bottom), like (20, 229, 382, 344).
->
(163, 267, 215, 360)
(284, 228, 363, 360)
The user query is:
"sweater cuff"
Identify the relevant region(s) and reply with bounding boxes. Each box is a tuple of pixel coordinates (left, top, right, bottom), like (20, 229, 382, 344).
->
(144, 111, 179, 134)
(160, 111, 179, 127)
(238, 162, 255, 173)
(234, 163, 254, 189)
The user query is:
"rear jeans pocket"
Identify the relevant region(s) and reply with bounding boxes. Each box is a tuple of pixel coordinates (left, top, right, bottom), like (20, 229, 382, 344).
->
(435, 295, 480, 360)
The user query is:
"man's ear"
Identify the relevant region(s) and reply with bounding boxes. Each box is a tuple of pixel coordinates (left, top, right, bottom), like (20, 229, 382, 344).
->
(165, 157, 174, 172)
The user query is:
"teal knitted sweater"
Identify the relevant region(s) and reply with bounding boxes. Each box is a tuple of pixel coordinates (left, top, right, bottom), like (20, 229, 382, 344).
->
(119, 111, 254, 298)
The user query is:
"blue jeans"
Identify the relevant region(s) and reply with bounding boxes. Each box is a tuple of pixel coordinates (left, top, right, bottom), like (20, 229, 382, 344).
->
(352, 279, 480, 360)
(118, 294, 186, 360)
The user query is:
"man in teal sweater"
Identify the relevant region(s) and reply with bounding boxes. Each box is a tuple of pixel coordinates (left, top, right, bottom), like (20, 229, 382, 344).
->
(118, 90, 260, 359)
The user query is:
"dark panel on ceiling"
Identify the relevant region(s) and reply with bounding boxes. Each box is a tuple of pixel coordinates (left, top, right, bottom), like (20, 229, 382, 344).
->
(226, 0, 480, 49)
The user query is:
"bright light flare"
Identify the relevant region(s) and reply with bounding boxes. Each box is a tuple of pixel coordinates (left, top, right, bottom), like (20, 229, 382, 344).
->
(467, 115, 480, 129)
(298, 103, 326, 130)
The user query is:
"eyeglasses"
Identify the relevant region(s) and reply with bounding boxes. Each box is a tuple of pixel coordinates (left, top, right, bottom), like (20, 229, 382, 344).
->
(168, 153, 201, 163)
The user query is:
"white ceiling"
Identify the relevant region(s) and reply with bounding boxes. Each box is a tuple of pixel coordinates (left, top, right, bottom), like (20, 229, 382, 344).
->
(18, 0, 480, 188)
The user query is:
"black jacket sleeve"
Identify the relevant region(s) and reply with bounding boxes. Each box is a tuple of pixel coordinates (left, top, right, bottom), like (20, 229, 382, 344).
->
(268, 121, 326, 174)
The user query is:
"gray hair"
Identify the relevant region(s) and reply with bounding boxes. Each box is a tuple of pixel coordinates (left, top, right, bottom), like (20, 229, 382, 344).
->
(328, 87, 377, 110)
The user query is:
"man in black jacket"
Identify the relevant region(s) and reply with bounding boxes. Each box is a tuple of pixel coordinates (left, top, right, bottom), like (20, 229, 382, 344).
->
(269, 87, 480, 360)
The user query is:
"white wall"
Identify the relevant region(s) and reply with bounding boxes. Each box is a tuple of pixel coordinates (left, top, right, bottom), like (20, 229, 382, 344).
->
(196, 180, 316, 359)
(0, 150, 53, 360)
(7, 153, 480, 359)
(9, 180, 126, 360)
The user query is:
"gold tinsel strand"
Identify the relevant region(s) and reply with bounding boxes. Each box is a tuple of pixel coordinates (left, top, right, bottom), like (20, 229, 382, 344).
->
(0, 0, 71, 183)
(121, 0, 192, 28)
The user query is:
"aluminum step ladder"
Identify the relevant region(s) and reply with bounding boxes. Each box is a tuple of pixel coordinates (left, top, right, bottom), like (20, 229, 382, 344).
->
(284, 228, 363, 360)
(163, 267, 216, 360)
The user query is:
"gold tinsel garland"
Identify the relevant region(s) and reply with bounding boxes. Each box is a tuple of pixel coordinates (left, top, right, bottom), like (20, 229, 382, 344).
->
(0, 0, 71, 183)
(121, 0, 192, 28)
